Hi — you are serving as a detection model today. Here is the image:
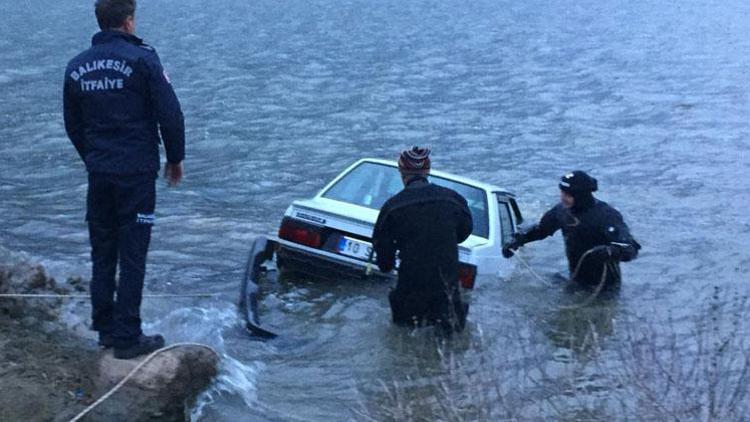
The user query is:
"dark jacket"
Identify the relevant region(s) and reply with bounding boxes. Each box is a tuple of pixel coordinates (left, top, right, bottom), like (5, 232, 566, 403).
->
(520, 197, 640, 287)
(372, 177, 473, 330)
(63, 31, 184, 175)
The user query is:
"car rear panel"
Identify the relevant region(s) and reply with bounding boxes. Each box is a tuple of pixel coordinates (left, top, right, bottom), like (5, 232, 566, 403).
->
(277, 202, 478, 290)
(287, 204, 375, 260)
(274, 237, 393, 282)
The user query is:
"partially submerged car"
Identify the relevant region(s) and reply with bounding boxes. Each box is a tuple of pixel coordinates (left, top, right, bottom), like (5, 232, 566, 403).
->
(240, 158, 524, 338)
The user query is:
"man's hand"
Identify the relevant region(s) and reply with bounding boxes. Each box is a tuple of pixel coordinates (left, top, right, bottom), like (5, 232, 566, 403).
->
(502, 244, 515, 259)
(164, 161, 183, 187)
(502, 233, 525, 259)
(590, 245, 623, 262)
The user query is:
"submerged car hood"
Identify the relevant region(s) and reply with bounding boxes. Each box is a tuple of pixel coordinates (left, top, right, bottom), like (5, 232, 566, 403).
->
(291, 197, 489, 249)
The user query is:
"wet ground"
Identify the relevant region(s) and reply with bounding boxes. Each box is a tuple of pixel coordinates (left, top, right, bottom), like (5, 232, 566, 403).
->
(0, 316, 97, 422)
(1, 0, 749, 420)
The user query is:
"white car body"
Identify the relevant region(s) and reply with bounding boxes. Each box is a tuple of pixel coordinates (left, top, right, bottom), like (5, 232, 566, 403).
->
(266, 158, 524, 285)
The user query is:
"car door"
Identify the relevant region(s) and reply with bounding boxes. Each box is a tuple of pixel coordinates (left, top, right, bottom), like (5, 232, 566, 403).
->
(494, 193, 523, 278)
(496, 193, 523, 244)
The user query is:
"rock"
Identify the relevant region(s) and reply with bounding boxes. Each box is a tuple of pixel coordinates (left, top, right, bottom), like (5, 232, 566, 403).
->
(28, 268, 54, 290)
(0, 262, 64, 320)
(88, 344, 219, 421)
(67, 276, 88, 292)
(0, 260, 221, 421)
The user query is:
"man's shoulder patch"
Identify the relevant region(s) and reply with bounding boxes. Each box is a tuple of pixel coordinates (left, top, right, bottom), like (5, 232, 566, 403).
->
(138, 43, 155, 52)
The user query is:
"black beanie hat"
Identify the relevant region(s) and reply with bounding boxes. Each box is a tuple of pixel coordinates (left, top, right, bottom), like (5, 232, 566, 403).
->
(559, 171, 598, 194)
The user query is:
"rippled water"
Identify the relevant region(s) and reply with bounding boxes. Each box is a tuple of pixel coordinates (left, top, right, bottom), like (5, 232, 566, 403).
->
(1, 0, 749, 420)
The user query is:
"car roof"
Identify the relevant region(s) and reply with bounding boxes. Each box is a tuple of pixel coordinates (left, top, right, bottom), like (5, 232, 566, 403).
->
(343, 158, 516, 197)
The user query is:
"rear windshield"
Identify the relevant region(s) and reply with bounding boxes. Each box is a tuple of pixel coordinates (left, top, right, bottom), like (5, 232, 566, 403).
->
(322, 162, 489, 238)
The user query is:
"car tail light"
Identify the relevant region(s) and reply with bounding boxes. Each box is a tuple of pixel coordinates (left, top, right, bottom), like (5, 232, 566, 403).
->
(458, 264, 477, 289)
(278, 217, 322, 249)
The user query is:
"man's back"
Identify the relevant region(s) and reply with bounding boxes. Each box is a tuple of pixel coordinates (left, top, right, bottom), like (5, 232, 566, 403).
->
(377, 180, 471, 286)
(373, 177, 473, 329)
(64, 30, 184, 174)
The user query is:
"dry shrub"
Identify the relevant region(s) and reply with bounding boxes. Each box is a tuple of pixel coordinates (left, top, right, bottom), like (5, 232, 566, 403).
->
(354, 287, 749, 422)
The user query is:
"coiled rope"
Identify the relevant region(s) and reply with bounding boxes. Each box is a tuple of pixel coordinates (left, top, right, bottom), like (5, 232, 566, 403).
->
(514, 246, 620, 310)
(68, 342, 219, 422)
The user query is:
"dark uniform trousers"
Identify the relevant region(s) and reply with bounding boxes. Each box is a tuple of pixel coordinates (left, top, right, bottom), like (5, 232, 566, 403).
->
(87, 172, 156, 345)
(388, 286, 469, 333)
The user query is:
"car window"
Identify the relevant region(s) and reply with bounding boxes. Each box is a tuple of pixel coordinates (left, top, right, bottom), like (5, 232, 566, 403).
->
(322, 162, 489, 238)
(322, 162, 402, 210)
(430, 177, 488, 239)
(497, 200, 514, 245)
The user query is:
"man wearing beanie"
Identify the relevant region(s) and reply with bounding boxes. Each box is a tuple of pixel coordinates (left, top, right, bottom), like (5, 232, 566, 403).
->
(372, 147, 473, 333)
(502, 171, 640, 289)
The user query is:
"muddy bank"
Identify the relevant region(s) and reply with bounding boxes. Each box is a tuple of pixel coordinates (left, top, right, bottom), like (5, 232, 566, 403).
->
(0, 262, 98, 421)
(0, 314, 99, 422)
(0, 260, 218, 422)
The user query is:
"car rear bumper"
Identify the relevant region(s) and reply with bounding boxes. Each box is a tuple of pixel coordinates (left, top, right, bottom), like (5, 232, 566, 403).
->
(271, 237, 395, 282)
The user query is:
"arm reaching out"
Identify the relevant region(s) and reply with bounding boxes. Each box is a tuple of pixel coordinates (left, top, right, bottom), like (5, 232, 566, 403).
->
(502, 205, 562, 258)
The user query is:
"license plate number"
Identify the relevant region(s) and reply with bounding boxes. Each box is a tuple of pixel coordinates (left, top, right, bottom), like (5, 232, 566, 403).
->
(337, 236, 373, 261)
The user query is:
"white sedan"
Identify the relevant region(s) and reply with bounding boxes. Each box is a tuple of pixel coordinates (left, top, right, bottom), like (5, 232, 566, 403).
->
(240, 158, 524, 338)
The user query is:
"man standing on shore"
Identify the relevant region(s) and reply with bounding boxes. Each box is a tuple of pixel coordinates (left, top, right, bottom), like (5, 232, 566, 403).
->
(63, 0, 185, 359)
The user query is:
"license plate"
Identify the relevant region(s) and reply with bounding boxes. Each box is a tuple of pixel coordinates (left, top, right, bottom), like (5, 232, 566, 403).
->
(337, 236, 373, 261)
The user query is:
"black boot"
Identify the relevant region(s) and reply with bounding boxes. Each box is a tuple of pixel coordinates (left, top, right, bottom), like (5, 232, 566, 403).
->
(113, 334, 165, 360)
(98, 333, 116, 349)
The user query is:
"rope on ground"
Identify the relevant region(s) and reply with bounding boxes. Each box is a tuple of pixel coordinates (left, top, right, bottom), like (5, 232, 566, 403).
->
(0, 293, 220, 299)
(68, 342, 220, 422)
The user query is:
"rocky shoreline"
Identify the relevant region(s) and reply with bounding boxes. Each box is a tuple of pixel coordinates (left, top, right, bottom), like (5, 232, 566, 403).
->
(0, 261, 218, 422)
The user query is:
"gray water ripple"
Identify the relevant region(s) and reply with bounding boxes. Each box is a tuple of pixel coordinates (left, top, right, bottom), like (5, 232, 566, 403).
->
(1, 0, 749, 419)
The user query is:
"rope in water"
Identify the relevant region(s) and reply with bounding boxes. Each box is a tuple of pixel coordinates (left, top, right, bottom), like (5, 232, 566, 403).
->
(514, 246, 620, 310)
(68, 342, 220, 422)
(0, 293, 220, 299)
(514, 250, 555, 288)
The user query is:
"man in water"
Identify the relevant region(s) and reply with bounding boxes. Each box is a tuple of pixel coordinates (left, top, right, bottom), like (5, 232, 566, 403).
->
(63, 0, 185, 359)
(372, 147, 473, 333)
(502, 171, 640, 289)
